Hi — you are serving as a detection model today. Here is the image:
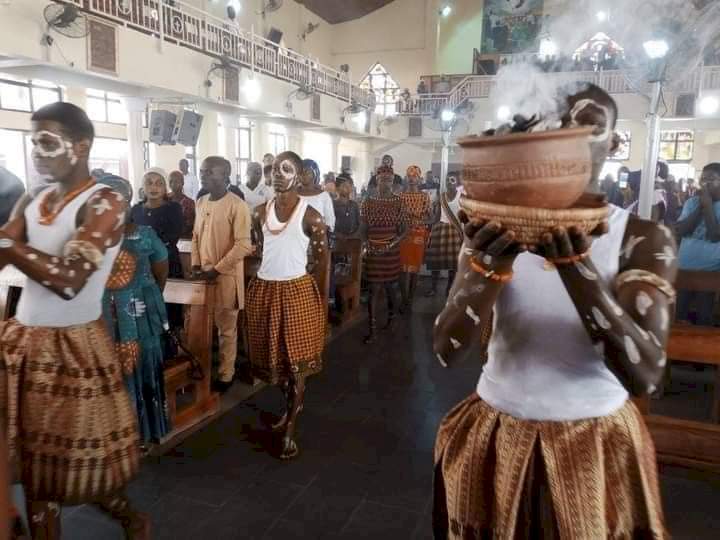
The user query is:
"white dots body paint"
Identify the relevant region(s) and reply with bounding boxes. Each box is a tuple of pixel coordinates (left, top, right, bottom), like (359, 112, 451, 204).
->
(104, 238, 113, 247)
(0, 238, 14, 249)
(50, 256, 59, 263)
(83, 262, 91, 270)
(632, 322, 650, 341)
(648, 331, 662, 348)
(647, 383, 657, 395)
(465, 305, 481, 326)
(436, 353, 448, 368)
(462, 248, 474, 257)
(63, 287, 75, 298)
(575, 261, 598, 280)
(591, 307, 611, 330)
(92, 198, 112, 215)
(482, 254, 492, 266)
(450, 338, 461, 349)
(636, 291, 654, 317)
(453, 289, 468, 307)
(91, 232, 102, 239)
(27, 253, 38, 260)
(49, 267, 59, 275)
(601, 290, 624, 316)
(654, 246, 676, 268)
(624, 336, 641, 364)
(434, 315, 441, 327)
(659, 306, 669, 332)
(658, 353, 667, 367)
(41, 280, 51, 286)
(621, 235, 646, 260)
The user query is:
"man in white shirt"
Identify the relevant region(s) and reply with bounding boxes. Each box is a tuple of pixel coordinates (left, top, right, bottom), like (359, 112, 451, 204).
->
(179, 158, 199, 200)
(240, 161, 273, 210)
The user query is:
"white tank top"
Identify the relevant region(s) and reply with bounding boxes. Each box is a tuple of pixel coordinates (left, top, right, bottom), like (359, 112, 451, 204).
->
(441, 188, 463, 224)
(16, 183, 121, 327)
(257, 198, 310, 281)
(477, 205, 631, 421)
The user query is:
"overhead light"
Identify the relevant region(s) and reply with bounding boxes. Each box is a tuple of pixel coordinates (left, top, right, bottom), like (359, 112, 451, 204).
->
(538, 38, 558, 58)
(643, 39, 669, 59)
(441, 108, 455, 122)
(439, 4, 452, 17)
(698, 95, 720, 116)
(596, 11, 608, 22)
(497, 105, 511, 122)
(243, 77, 261, 103)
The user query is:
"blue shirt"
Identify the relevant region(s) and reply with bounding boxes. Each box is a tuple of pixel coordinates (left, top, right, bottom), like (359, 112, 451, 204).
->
(677, 196, 720, 271)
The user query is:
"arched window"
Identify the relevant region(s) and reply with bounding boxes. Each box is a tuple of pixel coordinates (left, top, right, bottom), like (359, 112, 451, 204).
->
(359, 62, 400, 117)
(573, 32, 625, 71)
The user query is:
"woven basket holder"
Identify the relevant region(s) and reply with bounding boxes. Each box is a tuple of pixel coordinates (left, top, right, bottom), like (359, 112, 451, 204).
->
(459, 195, 609, 245)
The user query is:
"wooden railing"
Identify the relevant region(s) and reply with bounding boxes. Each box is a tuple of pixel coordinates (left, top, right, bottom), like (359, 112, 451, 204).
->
(60, 0, 371, 107)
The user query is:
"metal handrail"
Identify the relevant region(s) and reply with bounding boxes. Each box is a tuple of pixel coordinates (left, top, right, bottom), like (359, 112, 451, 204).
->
(63, 0, 369, 107)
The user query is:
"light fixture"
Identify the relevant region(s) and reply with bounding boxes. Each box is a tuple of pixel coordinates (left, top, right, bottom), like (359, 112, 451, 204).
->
(596, 11, 608, 22)
(243, 77, 261, 103)
(698, 95, 720, 115)
(439, 4, 452, 17)
(441, 108, 455, 122)
(538, 38, 558, 58)
(643, 39, 670, 59)
(497, 105, 511, 122)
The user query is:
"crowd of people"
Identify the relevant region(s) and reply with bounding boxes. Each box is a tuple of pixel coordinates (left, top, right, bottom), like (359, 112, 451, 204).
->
(0, 83, 711, 539)
(601, 160, 720, 325)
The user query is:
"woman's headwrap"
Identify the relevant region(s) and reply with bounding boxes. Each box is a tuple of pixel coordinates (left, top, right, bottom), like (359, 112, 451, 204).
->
(302, 159, 321, 185)
(96, 174, 132, 204)
(377, 165, 394, 176)
(143, 167, 168, 183)
(406, 165, 422, 178)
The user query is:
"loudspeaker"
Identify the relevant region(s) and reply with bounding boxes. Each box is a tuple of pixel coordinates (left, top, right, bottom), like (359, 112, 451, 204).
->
(173, 110, 203, 146)
(267, 27, 283, 45)
(149, 110, 177, 145)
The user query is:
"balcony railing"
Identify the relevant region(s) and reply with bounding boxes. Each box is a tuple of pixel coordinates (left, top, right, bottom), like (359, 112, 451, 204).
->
(398, 66, 720, 116)
(61, 0, 371, 107)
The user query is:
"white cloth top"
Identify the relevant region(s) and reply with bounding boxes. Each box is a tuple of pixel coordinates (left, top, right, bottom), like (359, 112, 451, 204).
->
(301, 191, 336, 232)
(257, 198, 310, 281)
(477, 205, 631, 421)
(184, 173, 199, 200)
(440, 187, 464, 224)
(240, 181, 273, 210)
(16, 183, 121, 327)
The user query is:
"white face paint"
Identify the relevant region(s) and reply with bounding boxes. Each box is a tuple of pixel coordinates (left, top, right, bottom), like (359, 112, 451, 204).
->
(32, 130, 69, 159)
(280, 159, 298, 189)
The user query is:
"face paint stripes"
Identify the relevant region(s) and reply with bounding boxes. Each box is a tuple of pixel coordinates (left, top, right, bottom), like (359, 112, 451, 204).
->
(33, 131, 69, 158)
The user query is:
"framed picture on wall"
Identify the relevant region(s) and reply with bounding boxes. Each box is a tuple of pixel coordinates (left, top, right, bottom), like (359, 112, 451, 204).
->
(87, 18, 118, 75)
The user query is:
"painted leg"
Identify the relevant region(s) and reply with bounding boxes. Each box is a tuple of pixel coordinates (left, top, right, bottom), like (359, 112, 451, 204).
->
(382, 282, 397, 331)
(280, 375, 307, 460)
(96, 491, 151, 540)
(364, 284, 380, 344)
(26, 501, 61, 540)
(271, 380, 291, 432)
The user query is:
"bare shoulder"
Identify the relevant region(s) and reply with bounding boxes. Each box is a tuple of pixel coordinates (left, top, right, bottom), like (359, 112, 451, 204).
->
(304, 205, 323, 225)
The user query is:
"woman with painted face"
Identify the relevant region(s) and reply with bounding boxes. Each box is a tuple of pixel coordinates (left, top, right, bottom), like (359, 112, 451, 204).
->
(130, 168, 184, 278)
(398, 165, 432, 311)
(247, 152, 329, 460)
(100, 175, 172, 445)
(360, 165, 406, 343)
(432, 85, 675, 538)
(0, 102, 147, 538)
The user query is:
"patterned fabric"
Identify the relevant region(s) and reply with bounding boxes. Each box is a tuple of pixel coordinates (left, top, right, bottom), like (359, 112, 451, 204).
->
(400, 227, 429, 273)
(246, 275, 325, 384)
(175, 193, 196, 239)
(0, 318, 140, 504)
(400, 191, 431, 228)
(434, 395, 667, 539)
(361, 195, 403, 283)
(103, 225, 171, 443)
(426, 222, 463, 271)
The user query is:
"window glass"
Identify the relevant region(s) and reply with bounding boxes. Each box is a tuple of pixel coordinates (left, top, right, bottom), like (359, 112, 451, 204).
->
(0, 129, 28, 187)
(107, 99, 127, 124)
(0, 82, 31, 111)
(87, 96, 107, 122)
(31, 87, 60, 109)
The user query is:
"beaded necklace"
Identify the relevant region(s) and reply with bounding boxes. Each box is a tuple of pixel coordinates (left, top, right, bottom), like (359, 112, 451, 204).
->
(263, 198, 302, 236)
(38, 178, 96, 226)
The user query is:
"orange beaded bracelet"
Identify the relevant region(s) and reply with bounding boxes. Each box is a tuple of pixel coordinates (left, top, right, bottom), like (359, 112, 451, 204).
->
(548, 250, 591, 266)
(469, 257, 513, 283)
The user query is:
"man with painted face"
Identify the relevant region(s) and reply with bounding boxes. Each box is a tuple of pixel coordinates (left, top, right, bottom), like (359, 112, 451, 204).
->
(247, 151, 329, 459)
(192, 156, 253, 393)
(432, 84, 675, 538)
(0, 102, 146, 538)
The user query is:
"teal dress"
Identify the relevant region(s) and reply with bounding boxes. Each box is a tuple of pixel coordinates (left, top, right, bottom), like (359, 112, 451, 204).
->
(103, 225, 171, 442)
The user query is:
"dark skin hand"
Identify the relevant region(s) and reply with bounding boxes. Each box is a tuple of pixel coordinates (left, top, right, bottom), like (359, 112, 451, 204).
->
(675, 168, 720, 241)
(434, 210, 677, 397)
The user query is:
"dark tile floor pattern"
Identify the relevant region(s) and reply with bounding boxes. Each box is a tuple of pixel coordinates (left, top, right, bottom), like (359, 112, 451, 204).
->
(55, 291, 720, 539)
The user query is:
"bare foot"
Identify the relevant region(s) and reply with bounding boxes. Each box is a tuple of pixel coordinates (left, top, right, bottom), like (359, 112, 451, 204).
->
(279, 437, 299, 460)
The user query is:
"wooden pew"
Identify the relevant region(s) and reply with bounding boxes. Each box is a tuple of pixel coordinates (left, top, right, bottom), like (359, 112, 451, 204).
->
(162, 279, 220, 437)
(638, 270, 720, 471)
(333, 238, 363, 325)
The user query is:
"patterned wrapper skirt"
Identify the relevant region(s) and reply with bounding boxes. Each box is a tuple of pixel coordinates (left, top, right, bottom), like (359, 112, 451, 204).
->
(0, 318, 140, 504)
(365, 226, 401, 283)
(400, 226, 429, 274)
(426, 222, 463, 271)
(434, 395, 667, 540)
(246, 275, 325, 385)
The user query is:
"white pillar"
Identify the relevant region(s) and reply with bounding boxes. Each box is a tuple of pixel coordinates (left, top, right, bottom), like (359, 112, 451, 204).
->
(329, 135, 341, 173)
(219, 111, 238, 182)
(122, 97, 148, 197)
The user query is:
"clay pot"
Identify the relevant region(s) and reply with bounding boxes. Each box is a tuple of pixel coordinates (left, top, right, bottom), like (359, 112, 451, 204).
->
(458, 127, 594, 209)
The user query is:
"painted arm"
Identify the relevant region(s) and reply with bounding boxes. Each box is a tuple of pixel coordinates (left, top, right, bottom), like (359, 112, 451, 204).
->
(303, 206, 330, 302)
(537, 218, 677, 396)
(0, 194, 31, 271)
(0, 187, 126, 300)
(433, 214, 520, 367)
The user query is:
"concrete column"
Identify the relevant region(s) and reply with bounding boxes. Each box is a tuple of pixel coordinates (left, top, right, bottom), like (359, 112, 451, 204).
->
(328, 134, 341, 173)
(122, 97, 148, 196)
(219, 111, 238, 181)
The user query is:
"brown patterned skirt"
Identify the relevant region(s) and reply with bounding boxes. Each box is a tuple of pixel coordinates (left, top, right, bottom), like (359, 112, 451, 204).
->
(0, 318, 140, 504)
(365, 226, 401, 283)
(426, 222, 463, 271)
(434, 395, 667, 539)
(246, 275, 325, 385)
